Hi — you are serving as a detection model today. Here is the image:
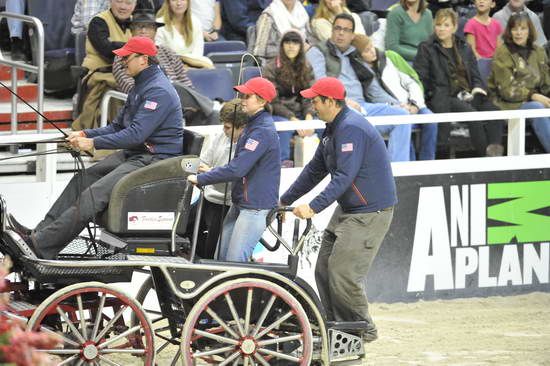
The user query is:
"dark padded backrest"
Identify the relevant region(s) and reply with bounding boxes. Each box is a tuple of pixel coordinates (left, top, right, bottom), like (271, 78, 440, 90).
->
(204, 40, 246, 56)
(75, 31, 87, 66)
(242, 66, 261, 83)
(183, 128, 205, 156)
(186, 68, 235, 101)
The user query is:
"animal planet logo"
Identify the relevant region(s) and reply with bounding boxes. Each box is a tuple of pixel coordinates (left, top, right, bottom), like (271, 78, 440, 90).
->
(407, 181, 550, 292)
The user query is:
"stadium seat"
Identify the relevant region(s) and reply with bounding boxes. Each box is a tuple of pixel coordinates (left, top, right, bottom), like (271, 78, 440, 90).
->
(240, 66, 261, 83)
(186, 68, 236, 102)
(477, 58, 493, 85)
(203, 40, 246, 56)
(206, 51, 253, 84)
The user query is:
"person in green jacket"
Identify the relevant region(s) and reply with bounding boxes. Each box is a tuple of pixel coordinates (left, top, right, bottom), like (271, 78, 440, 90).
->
(488, 12, 550, 153)
(385, 0, 433, 63)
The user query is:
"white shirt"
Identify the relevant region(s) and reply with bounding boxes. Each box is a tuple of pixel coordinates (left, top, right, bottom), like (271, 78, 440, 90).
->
(191, 0, 217, 32)
(155, 14, 214, 65)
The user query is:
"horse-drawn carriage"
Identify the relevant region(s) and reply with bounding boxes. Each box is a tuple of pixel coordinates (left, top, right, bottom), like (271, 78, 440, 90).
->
(0, 129, 369, 365)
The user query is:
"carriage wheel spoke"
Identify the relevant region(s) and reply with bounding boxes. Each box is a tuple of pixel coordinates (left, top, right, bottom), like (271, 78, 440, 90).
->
(99, 348, 146, 354)
(258, 347, 300, 362)
(98, 355, 123, 366)
(257, 333, 303, 346)
(36, 349, 81, 355)
(97, 324, 142, 349)
(36, 325, 79, 347)
(244, 288, 253, 335)
(218, 351, 241, 366)
(243, 356, 250, 366)
(77, 294, 87, 340)
(193, 328, 240, 345)
(57, 355, 80, 366)
(206, 307, 239, 339)
(254, 353, 271, 366)
(91, 292, 106, 341)
(93, 305, 128, 343)
(256, 311, 294, 339)
(194, 345, 235, 358)
(224, 292, 245, 337)
(169, 348, 181, 366)
(251, 295, 276, 337)
(56, 306, 86, 343)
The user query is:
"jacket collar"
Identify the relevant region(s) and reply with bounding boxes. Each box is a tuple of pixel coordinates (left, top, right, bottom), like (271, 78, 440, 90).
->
(326, 106, 349, 135)
(327, 40, 356, 57)
(134, 65, 160, 85)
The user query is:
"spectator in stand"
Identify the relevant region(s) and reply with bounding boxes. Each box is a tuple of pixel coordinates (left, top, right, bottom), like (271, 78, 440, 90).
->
(263, 30, 315, 167)
(464, 0, 503, 59)
(254, 0, 311, 64)
(71, 0, 110, 34)
(112, 8, 215, 124)
(352, 34, 437, 160)
(415, 8, 505, 157)
(385, 0, 433, 63)
(493, 0, 547, 47)
(219, 0, 272, 42)
(191, 0, 223, 42)
(73, 0, 136, 131)
(155, 0, 214, 69)
(6, 0, 26, 61)
(190, 99, 247, 259)
(310, 0, 365, 43)
(488, 13, 550, 153)
(308, 13, 412, 162)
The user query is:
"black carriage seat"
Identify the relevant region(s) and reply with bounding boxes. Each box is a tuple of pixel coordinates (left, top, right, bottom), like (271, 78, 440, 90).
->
(98, 128, 204, 255)
(196, 255, 300, 278)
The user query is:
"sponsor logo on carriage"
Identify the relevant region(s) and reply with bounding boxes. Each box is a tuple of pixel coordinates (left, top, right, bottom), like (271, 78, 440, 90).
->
(127, 212, 174, 230)
(408, 181, 550, 292)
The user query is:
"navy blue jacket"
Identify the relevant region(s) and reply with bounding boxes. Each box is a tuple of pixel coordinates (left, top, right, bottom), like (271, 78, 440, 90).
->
(197, 110, 281, 209)
(84, 65, 183, 158)
(220, 0, 272, 41)
(281, 106, 397, 214)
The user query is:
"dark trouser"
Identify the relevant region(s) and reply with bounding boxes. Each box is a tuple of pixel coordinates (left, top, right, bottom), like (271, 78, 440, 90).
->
(34, 151, 158, 259)
(186, 199, 230, 259)
(430, 95, 504, 156)
(314, 205, 394, 336)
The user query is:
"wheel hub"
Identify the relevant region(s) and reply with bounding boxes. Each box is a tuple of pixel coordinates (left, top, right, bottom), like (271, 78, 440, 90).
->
(240, 338, 256, 355)
(82, 344, 99, 360)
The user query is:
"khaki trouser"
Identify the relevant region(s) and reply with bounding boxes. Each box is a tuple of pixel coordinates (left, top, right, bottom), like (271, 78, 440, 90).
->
(314, 205, 394, 337)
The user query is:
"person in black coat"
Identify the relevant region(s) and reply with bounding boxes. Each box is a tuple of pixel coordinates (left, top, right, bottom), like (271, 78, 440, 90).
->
(414, 8, 505, 157)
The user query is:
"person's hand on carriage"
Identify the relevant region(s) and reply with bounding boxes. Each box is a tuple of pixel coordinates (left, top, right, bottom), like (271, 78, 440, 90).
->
(187, 174, 198, 185)
(293, 203, 316, 219)
(68, 133, 94, 152)
(198, 163, 211, 173)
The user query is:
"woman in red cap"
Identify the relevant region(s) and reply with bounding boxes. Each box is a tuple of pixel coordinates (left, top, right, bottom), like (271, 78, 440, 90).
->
(188, 77, 281, 262)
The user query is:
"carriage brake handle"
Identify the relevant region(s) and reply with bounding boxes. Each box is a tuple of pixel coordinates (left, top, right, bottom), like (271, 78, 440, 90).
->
(266, 207, 312, 256)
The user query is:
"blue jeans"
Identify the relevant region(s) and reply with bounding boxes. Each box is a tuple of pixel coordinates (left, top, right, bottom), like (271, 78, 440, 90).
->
(521, 101, 550, 153)
(6, 0, 24, 38)
(410, 108, 438, 160)
(273, 115, 294, 161)
(359, 103, 412, 162)
(218, 204, 270, 262)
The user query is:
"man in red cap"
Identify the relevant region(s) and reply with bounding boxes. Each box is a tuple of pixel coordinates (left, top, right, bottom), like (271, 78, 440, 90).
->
(280, 77, 397, 343)
(187, 77, 281, 262)
(10, 36, 183, 260)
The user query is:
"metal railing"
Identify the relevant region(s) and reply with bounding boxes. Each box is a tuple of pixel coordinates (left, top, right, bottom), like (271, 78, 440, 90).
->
(0, 12, 45, 133)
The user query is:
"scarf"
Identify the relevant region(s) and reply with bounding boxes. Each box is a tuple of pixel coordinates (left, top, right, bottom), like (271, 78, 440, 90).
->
(267, 0, 309, 37)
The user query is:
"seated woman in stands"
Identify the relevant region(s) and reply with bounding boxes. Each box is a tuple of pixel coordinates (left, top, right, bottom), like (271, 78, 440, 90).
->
(311, 0, 365, 43)
(263, 30, 315, 167)
(385, 0, 433, 63)
(414, 8, 505, 157)
(488, 13, 550, 153)
(253, 0, 311, 64)
(155, 0, 214, 69)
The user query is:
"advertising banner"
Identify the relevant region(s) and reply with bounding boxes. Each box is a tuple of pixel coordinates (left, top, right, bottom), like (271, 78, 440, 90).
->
(368, 168, 550, 303)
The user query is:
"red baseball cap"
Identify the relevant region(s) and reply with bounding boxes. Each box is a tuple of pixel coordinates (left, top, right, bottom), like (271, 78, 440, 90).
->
(113, 36, 157, 57)
(301, 77, 346, 100)
(234, 77, 277, 102)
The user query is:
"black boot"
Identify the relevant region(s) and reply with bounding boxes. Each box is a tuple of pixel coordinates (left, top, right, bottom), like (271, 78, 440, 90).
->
(10, 37, 26, 61)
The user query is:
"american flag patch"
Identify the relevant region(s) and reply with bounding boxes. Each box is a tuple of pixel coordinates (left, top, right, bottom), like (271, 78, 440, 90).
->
(341, 143, 353, 152)
(245, 138, 259, 151)
(144, 100, 158, 110)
